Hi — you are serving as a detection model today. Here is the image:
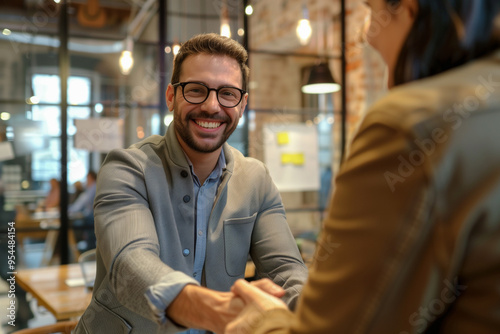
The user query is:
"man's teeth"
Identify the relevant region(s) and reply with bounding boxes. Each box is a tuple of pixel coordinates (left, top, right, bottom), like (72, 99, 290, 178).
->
(196, 121, 221, 129)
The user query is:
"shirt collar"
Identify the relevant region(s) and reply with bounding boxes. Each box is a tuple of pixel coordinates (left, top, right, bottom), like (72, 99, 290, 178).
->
(183, 149, 226, 184)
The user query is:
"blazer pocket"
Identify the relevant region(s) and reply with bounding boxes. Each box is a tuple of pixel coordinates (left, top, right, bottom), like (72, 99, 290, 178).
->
(87, 298, 132, 333)
(223, 213, 257, 277)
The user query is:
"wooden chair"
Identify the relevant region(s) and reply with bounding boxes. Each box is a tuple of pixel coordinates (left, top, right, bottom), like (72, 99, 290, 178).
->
(10, 320, 78, 334)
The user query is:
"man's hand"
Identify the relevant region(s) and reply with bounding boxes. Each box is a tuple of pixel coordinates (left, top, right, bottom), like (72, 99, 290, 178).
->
(165, 279, 286, 333)
(225, 279, 288, 334)
(166, 284, 245, 333)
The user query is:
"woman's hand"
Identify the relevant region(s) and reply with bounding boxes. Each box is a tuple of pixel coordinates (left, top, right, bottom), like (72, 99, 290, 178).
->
(225, 279, 288, 334)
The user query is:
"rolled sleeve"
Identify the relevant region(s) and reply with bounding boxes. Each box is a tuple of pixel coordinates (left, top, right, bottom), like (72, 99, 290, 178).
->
(145, 274, 199, 327)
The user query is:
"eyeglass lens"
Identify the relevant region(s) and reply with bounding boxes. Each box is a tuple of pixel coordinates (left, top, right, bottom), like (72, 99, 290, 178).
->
(182, 82, 242, 107)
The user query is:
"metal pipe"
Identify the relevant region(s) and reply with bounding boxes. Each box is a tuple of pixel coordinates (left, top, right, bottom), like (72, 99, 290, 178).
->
(58, 0, 69, 265)
(159, 0, 167, 135)
(340, 0, 347, 163)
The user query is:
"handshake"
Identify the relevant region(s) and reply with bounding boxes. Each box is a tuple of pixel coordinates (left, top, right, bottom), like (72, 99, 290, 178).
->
(166, 278, 291, 334)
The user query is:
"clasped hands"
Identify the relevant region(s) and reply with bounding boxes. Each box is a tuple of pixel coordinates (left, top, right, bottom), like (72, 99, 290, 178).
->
(167, 278, 289, 334)
(223, 278, 289, 334)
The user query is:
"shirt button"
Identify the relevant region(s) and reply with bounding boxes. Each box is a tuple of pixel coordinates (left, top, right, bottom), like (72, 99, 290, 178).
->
(198, 230, 203, 236)
(183, 195, 190, 203)
(193, 272, 197, 277)
(180, 170, 189, 178)
(182, 249, 190, 256)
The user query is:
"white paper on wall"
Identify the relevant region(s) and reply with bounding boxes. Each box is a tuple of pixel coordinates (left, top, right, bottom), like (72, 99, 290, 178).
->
(74, 118, 124, 152)
(263, 123, 320, 192)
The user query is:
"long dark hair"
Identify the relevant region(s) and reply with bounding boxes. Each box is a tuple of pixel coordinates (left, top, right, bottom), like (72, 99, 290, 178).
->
(394, 0, 500, 86)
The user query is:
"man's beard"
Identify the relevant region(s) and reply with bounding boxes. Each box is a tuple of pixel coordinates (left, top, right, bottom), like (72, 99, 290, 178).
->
(173, 102, 239, 153)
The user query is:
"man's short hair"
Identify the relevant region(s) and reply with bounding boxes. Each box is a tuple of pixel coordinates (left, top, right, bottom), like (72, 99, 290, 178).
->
(87, 170, 97, 181)
(170, 33, 249, 91)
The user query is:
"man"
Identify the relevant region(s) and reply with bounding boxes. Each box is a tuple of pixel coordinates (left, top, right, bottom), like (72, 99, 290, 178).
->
(68, 171, 97, 218)
(75, 33, 307, 334)
(69, 171, 97, 252)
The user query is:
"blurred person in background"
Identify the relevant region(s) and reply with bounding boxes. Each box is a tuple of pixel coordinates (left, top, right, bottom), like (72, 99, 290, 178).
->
(69, 171, 97, 252)
(38, 178, 60, 211)
(68, 171, 97, 219)
(69, 180, 85, 204)
(226, 0, 500, 333)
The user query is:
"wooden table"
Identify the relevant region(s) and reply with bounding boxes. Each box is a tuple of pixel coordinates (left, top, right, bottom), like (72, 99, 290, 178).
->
(16, 210, 82, 265)
(15, 264, 92, 320)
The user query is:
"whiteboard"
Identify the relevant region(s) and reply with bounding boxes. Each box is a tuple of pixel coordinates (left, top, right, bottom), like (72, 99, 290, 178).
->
(263, 123, 320, 192)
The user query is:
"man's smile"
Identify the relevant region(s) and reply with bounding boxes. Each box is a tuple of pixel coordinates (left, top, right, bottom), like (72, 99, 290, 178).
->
(194, 120, 222, 129)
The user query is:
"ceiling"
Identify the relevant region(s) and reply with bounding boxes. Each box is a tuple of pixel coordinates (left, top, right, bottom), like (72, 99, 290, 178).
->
(0, 0, 242, 54)
(1, 0, 239, 40)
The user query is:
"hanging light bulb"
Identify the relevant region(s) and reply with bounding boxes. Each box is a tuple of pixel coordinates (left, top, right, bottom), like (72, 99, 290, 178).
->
(221, 21, 231, 37)
(173, 44, 180, 55)
(120, 37, 134, 75)
(220, 0, 231, 38)
(245, 5, 253, 16)
(296, 5, 312, 45)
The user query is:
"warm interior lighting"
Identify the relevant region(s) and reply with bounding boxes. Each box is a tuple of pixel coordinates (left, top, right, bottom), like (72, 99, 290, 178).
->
(221, 22, 231, 38)
(238, 28, 245, 36)
(245, 5, 253, 15)
(120, 37, 134, 75)
(173, 44, 180, 55)
(119, 50, 134, 75)
(2, 29, 11, 36)
(301, 63, 341, 94)
(0, 112, 11, 120)
(220, 0, 231, 38)
(296, 19, 312, 45)
(296, 4, 312, 45)
(136, 126, 145, 139)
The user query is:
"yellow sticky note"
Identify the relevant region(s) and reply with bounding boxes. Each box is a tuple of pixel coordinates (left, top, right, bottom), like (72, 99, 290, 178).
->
(281, 153, 292, 164)
(281, 153, 305, 166)
(277, 132, 289, 145)
(292, 153, 305, 165)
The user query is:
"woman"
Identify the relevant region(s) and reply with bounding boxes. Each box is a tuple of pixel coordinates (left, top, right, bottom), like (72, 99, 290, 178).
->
(227, 0, 500, 333)
(42, 178, 60, 210)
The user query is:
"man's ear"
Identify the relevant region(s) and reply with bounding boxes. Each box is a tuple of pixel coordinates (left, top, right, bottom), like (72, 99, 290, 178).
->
(405, 0, 418, 19)
(166, 84, 175, 111)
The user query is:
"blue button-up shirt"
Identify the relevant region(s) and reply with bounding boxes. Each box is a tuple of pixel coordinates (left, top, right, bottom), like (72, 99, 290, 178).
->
(181, 150, 225, 334)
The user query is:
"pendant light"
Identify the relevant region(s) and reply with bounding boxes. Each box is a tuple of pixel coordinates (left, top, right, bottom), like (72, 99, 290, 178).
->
(301, 9, 341, 94)
(301, 62, 341, 94)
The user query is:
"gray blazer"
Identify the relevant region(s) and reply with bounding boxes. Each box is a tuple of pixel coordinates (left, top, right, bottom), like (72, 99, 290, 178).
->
(75, 125, 307, 334)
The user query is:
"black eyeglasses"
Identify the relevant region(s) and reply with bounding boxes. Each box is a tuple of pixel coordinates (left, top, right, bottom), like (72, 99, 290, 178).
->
(172, 82, 246, 108)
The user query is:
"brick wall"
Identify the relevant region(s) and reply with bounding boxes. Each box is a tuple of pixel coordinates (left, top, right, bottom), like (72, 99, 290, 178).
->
(247, 0, 388, 234)
(248, 0, 387, 163)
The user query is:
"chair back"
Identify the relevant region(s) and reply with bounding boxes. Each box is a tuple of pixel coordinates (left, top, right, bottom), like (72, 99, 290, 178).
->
(78, 248, 97, 289)
(10, 319, 78, 334)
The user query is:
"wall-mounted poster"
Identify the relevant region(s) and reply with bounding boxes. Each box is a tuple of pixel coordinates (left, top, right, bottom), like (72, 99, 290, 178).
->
(263, 123, 320, 192)
(74, 118, 124, 152)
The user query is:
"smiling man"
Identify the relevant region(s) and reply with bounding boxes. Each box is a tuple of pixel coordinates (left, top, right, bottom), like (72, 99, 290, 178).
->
(74, 33, 307, 334)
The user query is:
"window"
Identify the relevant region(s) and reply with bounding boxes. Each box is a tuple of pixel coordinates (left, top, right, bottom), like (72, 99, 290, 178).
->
(30, 74, 91, 184)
